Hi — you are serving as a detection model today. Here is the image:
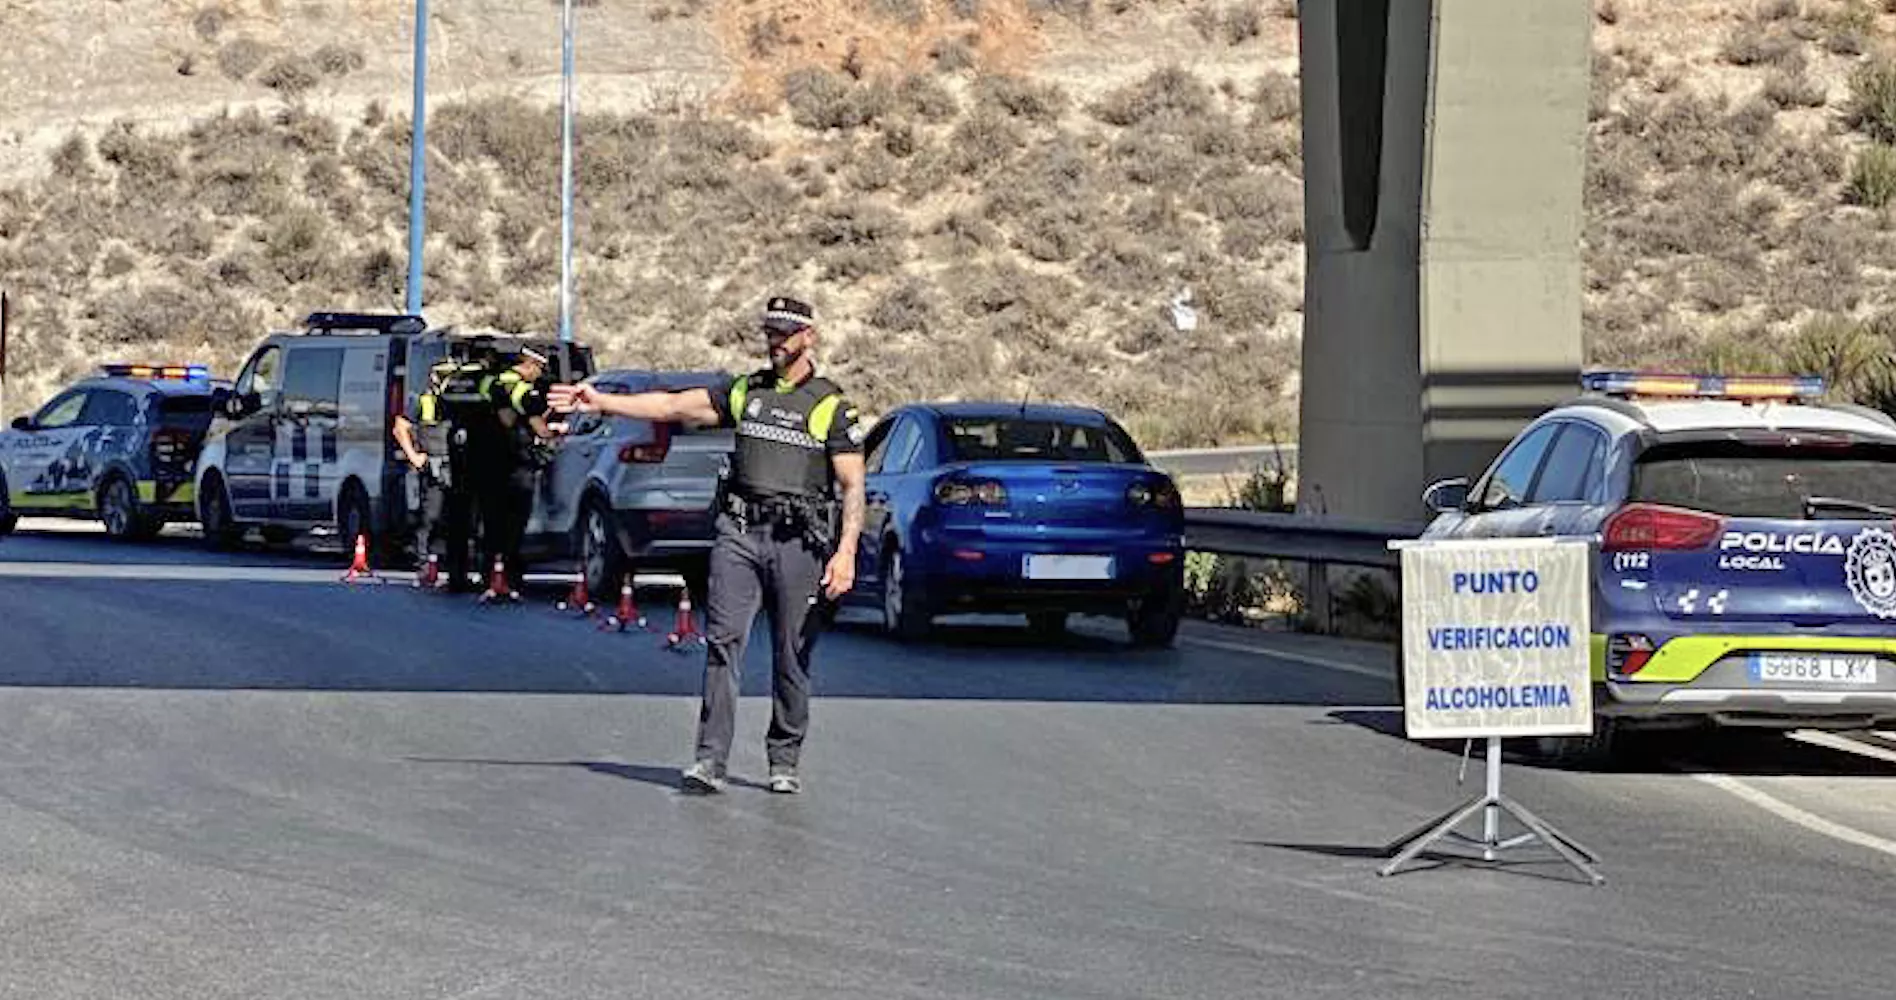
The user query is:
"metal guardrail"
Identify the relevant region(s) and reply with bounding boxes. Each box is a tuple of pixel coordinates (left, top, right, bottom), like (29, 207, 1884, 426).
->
(1181, 508, 1427, 633)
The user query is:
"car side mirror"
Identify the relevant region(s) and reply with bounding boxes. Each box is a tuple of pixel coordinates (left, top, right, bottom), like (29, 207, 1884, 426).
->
(1422, 477, 1471, 514)
(9, 416, 31, 432)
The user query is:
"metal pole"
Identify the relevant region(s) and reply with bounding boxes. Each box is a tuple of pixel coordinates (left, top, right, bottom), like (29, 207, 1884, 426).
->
(557, 0, 576, 344)
(1483, 735, 1501, 859)
(0, 290, 10, 423)
(405, 0, 430, 316)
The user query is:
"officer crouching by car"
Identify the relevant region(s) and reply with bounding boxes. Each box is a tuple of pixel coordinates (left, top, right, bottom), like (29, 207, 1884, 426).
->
(549, 296, 867, 795)
(392, 351, 490, 592)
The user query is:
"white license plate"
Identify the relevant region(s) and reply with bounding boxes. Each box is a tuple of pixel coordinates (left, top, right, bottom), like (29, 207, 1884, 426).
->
(1023, 555, 1115, 581)
(1750, 654, 1879, 685)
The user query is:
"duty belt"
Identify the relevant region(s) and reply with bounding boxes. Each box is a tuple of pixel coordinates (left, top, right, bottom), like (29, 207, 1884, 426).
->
(722, 492, 834, 550)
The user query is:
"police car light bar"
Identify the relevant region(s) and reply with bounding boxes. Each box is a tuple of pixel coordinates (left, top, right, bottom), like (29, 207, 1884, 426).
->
(303, 312, 428, 335)
(101, 363, 210, 381)
(1581, 371, 1826, 401)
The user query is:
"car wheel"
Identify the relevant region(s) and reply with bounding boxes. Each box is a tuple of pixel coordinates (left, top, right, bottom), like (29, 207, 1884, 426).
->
(1128, 587, 1184, 649)
(1028, 611, 1069, 636)
(881, 543, 931, 641)
(578, 495, 625, 598)
(0, 473, 16, 537)
(100, 477, 158, 542)
(199, 473, 239, 550)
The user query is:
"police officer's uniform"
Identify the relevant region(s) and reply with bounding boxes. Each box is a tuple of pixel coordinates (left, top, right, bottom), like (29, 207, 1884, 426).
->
(478, 356, 552, 593)
(411, 356, 489, 590)
(690, 302, 864, 790)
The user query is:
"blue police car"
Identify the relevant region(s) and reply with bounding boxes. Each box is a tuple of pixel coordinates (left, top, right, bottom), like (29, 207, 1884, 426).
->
(1419, 371, 1896, 759)
(0, 364, 226, 541)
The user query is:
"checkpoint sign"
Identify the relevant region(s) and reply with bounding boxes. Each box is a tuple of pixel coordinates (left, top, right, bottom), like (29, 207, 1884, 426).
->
(1396, 538, 1593, 740)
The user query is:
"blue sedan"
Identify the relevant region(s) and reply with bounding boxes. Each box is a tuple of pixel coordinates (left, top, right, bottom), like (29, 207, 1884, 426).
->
(846, 402, 1186, 646)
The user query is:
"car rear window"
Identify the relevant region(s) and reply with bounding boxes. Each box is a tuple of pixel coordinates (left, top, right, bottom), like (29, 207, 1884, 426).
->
(944, 418, 1142, 463)
(155, 395, 215, 430)
(1631, 438, 1896, 518)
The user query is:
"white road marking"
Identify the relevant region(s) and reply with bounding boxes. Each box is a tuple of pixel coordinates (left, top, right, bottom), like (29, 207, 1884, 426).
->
(1687, 770, 1896, 862)
(1177, 635, 1393, 681)
(1789, 730, 1896, 766)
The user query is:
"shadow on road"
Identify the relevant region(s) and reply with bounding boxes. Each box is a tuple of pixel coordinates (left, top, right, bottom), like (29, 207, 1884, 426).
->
(1324, 709, 1896, 779)
(402, 757, 777, 793)
(0, 533, 1389, 707)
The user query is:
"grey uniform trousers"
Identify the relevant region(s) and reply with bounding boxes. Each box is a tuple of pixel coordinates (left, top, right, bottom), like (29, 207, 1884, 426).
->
(696, 511, 834, 771)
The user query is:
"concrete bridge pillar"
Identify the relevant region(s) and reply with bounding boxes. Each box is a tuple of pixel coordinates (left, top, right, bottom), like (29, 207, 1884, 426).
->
(1294, 0, 1592, 522)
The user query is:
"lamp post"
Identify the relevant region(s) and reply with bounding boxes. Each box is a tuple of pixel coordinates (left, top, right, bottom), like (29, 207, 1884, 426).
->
(405, 0, 429, 317)
(557, 0, 576, 344)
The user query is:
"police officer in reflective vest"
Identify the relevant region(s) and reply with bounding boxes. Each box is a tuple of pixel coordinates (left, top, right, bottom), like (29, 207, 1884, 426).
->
(549, 296, 867, 795)
(476, 346, 559, 598)
(391, 354, 487, 591)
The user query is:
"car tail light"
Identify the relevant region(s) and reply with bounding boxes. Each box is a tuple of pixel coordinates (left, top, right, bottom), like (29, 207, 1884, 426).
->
(1126, 479, 1181, 509)
(936, 478, 1007, 506)
(1602, 503, 1723, 551)
(1607, 633, 1656, 678)
(619, 422, 673, 463)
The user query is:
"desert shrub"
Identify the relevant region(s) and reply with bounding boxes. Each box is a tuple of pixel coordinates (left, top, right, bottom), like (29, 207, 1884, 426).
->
(973, 74, 1067, 123)
(868, 277, 938, 333)
(1764, 66, 1827, 109)
(783, 69, 892, 130)
(1848, 58, 1896, 143)
(944, 112, 1025, 176)
(1252, 71, 1299, 122)
(218, 38, 271, 81)
(193, 4, 228, 41)
(1091, 65, 1216, 127)
(313, 44, 366, 77)
(1720, 23, 1798, 67)
(1848, 143, 1896, 208)
(433, 98, 559, 190)
(259, 208, 328, 284)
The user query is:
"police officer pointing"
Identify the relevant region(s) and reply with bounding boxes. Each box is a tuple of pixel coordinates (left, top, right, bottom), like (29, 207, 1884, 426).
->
(549, 296, 867, 795)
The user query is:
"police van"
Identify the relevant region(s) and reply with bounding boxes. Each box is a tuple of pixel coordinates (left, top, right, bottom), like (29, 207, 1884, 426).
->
(0, 363, 228, 540)
(1419, 371, 1896, 760)
(193, 312, 592, 554)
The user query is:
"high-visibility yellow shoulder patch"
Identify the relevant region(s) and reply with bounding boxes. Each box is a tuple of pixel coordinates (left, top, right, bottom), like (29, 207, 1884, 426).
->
(729, 377, 750, 422)
(809, 394, 844, 440)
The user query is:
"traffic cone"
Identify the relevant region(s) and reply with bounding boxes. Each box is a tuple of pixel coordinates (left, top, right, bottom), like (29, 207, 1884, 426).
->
(556, 565, 595, 616)
(415, 554, 440, 590)
(665, 588, 705, 651)
(478, 555, 517, 605)
(601, 575, 647, 632)
(339, 534, 386, 584)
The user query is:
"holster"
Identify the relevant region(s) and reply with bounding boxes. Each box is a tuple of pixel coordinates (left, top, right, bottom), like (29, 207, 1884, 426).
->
(722, 492, 836, 553)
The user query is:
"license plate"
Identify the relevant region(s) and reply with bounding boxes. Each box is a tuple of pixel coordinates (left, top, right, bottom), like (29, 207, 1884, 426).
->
(1023, 555, 1114, 581)
(1749, 653, 1879, 685)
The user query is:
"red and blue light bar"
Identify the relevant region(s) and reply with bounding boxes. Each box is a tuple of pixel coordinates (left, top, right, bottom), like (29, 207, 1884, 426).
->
(101, 363, 211, 381)
(1581, 371, 1825, 401)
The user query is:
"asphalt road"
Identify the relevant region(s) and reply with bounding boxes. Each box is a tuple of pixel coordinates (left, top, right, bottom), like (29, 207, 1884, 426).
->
(4, 521, 1896, 998)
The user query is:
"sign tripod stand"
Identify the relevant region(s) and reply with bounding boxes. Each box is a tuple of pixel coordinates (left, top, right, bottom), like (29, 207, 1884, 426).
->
(1379, 735, 1604, 883)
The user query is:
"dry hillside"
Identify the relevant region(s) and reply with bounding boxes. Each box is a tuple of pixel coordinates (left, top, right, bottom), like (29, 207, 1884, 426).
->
(1, 0, 1895, 449)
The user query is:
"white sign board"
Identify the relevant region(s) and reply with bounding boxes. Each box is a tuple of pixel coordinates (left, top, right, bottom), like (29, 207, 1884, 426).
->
(1395, 538, 1593, 740)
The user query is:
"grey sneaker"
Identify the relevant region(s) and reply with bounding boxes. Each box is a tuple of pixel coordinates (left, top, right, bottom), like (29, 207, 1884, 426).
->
(681, 760, 726, 793)
(768, 767, 802, 795)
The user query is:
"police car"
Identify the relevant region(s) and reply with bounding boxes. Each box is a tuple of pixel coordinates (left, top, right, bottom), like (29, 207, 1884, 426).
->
(1419, 371, 1896, 758)
(194, 312, 592, 555)
(0, 364, 226, 540)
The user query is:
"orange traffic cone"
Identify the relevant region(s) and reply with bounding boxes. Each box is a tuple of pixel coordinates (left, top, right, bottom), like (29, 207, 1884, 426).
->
(556, 565, 595, 616)
(339, 534, 386, 584)
(665, 588, 704, 650)
(478, 555, 517, 605)
(415, 554, 441, 590)
(602, 576, 647, 632)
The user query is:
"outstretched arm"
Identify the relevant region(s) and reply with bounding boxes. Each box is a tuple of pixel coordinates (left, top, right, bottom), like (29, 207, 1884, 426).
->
(548, 383, 722, 428)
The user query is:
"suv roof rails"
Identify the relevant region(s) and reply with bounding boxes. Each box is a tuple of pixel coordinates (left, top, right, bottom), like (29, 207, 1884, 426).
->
(298, 312, 429, 336)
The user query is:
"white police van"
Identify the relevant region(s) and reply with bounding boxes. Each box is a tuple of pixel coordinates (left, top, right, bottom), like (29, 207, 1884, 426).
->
(194, 312, 592, 555)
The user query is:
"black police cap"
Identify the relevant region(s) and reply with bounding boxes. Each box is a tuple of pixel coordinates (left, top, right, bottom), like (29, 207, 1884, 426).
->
(763, 296, 814, 333)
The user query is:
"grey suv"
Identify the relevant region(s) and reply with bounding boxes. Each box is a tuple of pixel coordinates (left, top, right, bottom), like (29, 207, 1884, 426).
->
(524, 370, 734, 597)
